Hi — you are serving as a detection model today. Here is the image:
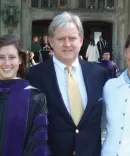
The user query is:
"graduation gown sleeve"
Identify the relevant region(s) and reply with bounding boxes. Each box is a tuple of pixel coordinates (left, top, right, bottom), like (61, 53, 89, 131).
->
(22, 90, 51, 156)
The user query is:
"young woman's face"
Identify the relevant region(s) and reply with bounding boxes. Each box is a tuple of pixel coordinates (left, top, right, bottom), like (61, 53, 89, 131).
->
(0, 45, 21, 80)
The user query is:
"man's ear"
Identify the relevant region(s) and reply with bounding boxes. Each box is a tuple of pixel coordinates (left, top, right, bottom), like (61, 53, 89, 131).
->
(19, 57, 22, 65)
(80, 35, 84, 45)
(124, 48, 127, 58)
(48, 36, 53, 48)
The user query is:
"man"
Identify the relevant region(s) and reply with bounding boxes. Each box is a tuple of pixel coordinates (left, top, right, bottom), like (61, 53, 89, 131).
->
(31, 36, 41, 62)
(40, 34, 51, 61)
(97, 35, 107, 60)
(98, 47, 120, 78)
(27, 12, 108, 156)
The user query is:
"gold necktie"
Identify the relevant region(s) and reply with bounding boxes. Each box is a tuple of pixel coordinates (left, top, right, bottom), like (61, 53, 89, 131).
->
(66, 66, 84, 126)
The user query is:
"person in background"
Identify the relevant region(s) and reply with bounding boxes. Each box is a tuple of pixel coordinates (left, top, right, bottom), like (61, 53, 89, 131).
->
(28, 51, 36, 66)
(86, 40, 100, 62)
(97, 35, 107, 60)
(40, 35, 51, 61)
(27, 12, 108, 156)
(101, 34, 130, 156)
(98, 47, 120, 78)
(31, 36, 41, 63)
(0, 34, 51, 156)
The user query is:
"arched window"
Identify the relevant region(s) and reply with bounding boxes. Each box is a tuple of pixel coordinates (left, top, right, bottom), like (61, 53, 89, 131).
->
(31, 0, 57, 8)
(107, 0, 114, 8)
(60, 0, 67, 8)
(87, 0, 96, 9)
(79, 0, 86, 8)
(41, 0, 48, 7)
(50, 0, 57, 8)
(31, 0, 38, 7)
(98, 0, 105, 9)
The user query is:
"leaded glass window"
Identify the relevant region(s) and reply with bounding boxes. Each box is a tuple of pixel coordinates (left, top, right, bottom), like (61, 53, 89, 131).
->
(87, 0, 96, 9)
(79, 0, 86, 8)
(60, 0, 67, 8)
(41, 0, 48, 7)
(50, 0, 57, 8)
(31, 0, 38, 7)
(107, 0, 114, 7)
(98, 0, 105, 9)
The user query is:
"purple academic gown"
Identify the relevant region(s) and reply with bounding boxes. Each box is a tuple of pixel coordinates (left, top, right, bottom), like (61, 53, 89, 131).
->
(0, 79, 51, 156)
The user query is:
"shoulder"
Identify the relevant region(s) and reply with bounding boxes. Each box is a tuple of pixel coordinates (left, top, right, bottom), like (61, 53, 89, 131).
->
(29, 88, 47, 114)
(27, 62, 46, 79)
(80, 60, 108, 83)
(30, 88, 45, 99)
(29, 62, 43, 72)
(29, 59, 52, 72)
(104, 72, 125, 89)
(103, 77, 120, 104)
(103, 77, 122, 97)
(104, 78, 117, 90)
(85, 61, 107, 72)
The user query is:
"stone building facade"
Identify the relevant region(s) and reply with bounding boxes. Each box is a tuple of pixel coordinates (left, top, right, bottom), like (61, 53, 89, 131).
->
(0, 0, 129, 70)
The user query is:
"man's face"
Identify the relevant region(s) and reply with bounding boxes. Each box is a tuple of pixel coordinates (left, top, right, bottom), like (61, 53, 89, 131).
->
(49, 22, 83, 66)
(102, 52, 110, 60)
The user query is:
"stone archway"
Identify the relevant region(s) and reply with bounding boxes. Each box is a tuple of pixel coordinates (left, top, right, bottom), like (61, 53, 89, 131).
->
(32, 20, 52, 37)
(80, 21, 113, 59)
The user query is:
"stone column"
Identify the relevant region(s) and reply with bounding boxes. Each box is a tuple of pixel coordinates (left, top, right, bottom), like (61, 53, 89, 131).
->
(68, 0, 78, 9)
(0, 0, 13, 35)
(11, 0, 21, 38)
(48, 0, 50, 7)
(38, 0, 41, 8)
(125, 0, 130, 38)
(21, 0, 31, 50)
(57, 0, 60, 8)
(105, 0, 107, 8)
(85, 0, 88, 8)
(95, 0, 98, 9)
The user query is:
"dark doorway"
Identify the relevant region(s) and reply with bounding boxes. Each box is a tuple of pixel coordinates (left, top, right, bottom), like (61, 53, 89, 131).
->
(32, 20, 113, 59)
(32, 20, 52, 39)
(81, 21, 113, 59)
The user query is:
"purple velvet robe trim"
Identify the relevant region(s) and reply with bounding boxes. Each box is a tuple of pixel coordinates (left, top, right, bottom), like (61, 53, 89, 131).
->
(2, 79, 30, 156)
(34, 130, 48, 141)
(34, 146, 52, 156)
(0, 88, 10, 92)
(34, 115, 48, 126)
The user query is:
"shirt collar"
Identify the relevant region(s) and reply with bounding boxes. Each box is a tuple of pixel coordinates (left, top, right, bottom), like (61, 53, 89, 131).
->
(123, 69, 130, 84)
(53, 56, 80, 70)
(115, 70, 128, 88)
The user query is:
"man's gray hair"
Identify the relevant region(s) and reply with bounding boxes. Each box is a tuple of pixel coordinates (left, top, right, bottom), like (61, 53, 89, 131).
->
(48, 12, 84, 37)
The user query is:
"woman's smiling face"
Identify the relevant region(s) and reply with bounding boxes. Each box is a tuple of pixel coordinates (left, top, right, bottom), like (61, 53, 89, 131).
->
(0, 45, 21, 80)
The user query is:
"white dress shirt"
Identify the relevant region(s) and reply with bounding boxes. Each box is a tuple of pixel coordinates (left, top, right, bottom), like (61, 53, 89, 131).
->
(101, 72, 130, 156)
(53, 56, 87, 113)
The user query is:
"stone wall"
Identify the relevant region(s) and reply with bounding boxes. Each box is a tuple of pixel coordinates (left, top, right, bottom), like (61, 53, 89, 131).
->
(0, 0, 129, 70)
